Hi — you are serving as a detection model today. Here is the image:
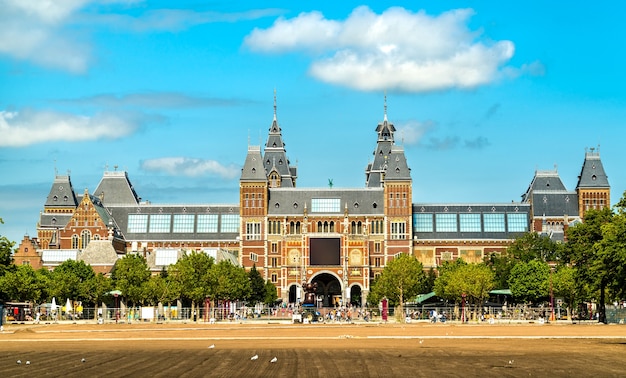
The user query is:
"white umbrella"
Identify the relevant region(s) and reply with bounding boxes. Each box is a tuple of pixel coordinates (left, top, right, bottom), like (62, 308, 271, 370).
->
(65, 298, 72, 314)
(51, 297, 57, 311)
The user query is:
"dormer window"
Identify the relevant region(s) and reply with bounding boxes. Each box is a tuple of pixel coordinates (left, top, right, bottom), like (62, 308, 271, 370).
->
(53, 195, 58, 201)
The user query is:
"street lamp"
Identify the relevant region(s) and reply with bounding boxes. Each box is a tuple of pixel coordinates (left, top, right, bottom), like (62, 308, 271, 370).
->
(461, 293, 467, 323)
(549, 263, 556, 322)
(114, 293, 119, 324)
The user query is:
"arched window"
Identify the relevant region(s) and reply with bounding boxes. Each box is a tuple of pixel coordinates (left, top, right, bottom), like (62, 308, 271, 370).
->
(81, 230, 91, 249)
(317, 221, 323, 232)
(71, 234, 79, 249)
(330, 221, 335, 233)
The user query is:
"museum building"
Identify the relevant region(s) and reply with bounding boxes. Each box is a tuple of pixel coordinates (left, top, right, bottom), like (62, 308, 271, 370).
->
(15, 99, 610, 306)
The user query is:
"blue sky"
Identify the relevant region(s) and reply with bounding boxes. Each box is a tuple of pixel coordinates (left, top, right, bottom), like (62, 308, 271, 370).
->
(1, 1, 625, 244)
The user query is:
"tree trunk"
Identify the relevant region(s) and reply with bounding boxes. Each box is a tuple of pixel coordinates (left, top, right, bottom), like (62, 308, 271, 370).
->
(599, 281, 607, 324)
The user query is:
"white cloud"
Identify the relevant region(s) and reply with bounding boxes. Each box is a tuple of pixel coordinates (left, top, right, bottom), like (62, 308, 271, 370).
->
(140, 157, 240, 179)
(57, 92, 251, 108)
(245, 6, 516, 92)
(0, 108, 141, 147)
(395, 120, 436, 145)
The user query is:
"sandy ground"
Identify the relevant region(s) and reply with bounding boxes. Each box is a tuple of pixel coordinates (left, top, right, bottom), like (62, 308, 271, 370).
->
(1, 321, 626, 377)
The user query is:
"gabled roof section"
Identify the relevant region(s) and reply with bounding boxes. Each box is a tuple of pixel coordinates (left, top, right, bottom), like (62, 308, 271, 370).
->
(94, 170, 140, 206)
(383, 146, 412, 181)
(521, 169, 567, 203)
(576, 147, 609, 189)
(240, 146, 267, 182)
(44, 175, 78, 208)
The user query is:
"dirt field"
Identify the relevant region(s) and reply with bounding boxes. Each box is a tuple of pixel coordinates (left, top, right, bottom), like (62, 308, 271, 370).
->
(1, 321, 625, 377)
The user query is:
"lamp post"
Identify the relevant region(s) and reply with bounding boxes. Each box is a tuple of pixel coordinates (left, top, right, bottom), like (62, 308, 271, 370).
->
(461, 293, 467, 323)
(549, 263, 555, 322)
(114, 293, 119, 324)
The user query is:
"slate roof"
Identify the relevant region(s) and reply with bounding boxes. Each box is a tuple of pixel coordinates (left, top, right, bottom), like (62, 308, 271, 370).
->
(94, 171, 140, 206)
(521, 169, 567, 202)
(576, 149, 609, 189)
(240, 146, 268, 182)
(530, 191, 579, 217)
(366, 113, 411, 187)
(44, 175, 78, 208)
(267, 188, 385, 216)
(263, 104, 296, 187)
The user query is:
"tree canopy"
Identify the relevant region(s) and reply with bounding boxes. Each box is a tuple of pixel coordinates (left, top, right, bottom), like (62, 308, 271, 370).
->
(368, 253, 426, 308)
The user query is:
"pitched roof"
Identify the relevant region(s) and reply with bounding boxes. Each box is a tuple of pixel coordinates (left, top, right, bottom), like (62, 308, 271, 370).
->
(240, 146, 268, 182)
(576, 148, 609, 189)
(94, 170, 140, 206)
(44, 175, 78, 208)
(80, 240, 120, 265)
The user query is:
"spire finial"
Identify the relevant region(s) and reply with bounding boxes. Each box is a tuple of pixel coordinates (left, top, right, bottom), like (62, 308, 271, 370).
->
(384, 90, 388, 122)
(273, 88, 277, 121)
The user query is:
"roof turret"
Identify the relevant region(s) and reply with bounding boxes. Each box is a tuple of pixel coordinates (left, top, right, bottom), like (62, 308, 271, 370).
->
(262, 90, 296, 187)
(576, 147, 609, 189)
(94, 169, 140, 206)
(240, 146, 267, 182)
(44, 174, 78, 208)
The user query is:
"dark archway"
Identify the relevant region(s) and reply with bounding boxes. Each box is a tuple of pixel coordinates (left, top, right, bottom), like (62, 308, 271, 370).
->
(350, 285, 362, 307)
(311, 273, 342, 307)
(288, 285, 298, 304)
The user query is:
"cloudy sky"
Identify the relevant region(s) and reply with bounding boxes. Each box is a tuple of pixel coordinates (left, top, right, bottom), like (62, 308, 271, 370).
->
(1, 0, 625, 244)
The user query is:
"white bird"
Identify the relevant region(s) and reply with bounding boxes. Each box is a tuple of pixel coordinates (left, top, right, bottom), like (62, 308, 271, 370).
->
(508, 359, 514, 365)
(26, 361, 30, 365)
(17, 360, 21, 364)
(419, 339, 424, 344)
(251, 354, 258, 360)
(81, 358, 86, 363)
(270, 357, 278, 363)
(208, 344, 215, 349)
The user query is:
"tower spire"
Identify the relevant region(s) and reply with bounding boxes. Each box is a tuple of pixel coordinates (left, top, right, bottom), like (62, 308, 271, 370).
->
(273, 88, 277, 121)
(383, 91, 388, 122)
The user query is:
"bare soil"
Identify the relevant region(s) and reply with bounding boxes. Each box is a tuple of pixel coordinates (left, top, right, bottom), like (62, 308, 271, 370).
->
(1, 321, 625, 377)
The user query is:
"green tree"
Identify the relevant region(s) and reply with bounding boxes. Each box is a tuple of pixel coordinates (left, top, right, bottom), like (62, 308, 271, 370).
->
(551, 265, 577, 319)
(49, 260, 96, 303)
(170, 250, 214, 311)
(111, 254, 150, 306)
(507, 232, 563, 262)
(434, 261, 495, 320)
(208, 260, 251, 303)
(0, 264, 42, 302)
(264, 280, 278, 306)
(83, 273, 112, 319)
(508, 260, 550, 304)
(433, 259, 468, 302)
(368, 253, 426, 314)
(0, 217, 15, 280)
(564, 207, 613, 322)
(247, 264, 266, 305)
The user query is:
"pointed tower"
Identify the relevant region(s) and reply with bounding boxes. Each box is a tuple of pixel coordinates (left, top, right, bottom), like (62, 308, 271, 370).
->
(38, 174, 79, 249)
(239, 144, 268, 271)
(263, 91, 297, 188)
(366, 96, 413, 257)
(576, 147, 610, 218)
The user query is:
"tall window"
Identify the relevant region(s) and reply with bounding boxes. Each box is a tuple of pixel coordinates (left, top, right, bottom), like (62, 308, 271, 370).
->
(374, 242, 381, 254)
(271, 257, 278, 268)
(269, 221, 281, 235)
(246, 222, 261, 240)
(271, 273, 278, 283)
(71, 234, 79, 249)
(271, 242, 278, 254)
(390, 221, 406, 240)
(250, 252, 258, 262)
(370, 220, 383, 234)
(80, 230, 91, 249)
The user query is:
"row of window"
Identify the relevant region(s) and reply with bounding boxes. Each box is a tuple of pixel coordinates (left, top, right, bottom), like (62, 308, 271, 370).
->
(413, 213, 528, 233)
(70, 230, 101, 249)
(127, 214, 240, 234)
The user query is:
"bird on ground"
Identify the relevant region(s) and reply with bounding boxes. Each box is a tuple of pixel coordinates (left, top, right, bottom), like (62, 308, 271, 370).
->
(508, 360, 514, 365)
(419, 339, 424, 344)
(26, 361, 30, 365)
(17, 360, 21, 364)
(270, 357, 278, 363)
(208, 344, 215, 349)
(251, 354, 259, 360)
(81, 358, 86, 363)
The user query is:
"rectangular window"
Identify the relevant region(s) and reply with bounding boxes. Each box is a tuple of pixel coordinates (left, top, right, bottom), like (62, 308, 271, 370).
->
(435, 213, 457, 232)
(413, 213, 433, 232)
(311, 198, 341, 212)
(483, 213, 505, 232)
(149, 214, 171, 233)
(271, 242, 278, 254)
(220, 214, 240, 233)
(374, 242, 381, 254)
(271, 257, 278, 268)
(390, 221, 406, 240)
(459, 213, 481, 232)
(246, 222, 261, 240)
(197, 214, 218, 233)
(507, 213, 528, 232)
(173, 214, 195, 233)
(271, 273, 278, 283)
(375, 257, 381, 267)
(127, 214, 148, 233)
(250, 252, 258, 262)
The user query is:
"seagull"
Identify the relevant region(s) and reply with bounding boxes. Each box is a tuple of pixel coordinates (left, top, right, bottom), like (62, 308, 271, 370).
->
(270, 357, 278, 363)
(508, 359, 514, 365)
(419, 339, 424, 344)
(17, 360, 21, 364)
(82, 358, 86, 363)
(251, 354, 259, 360)
(208, 344, 215, 349)
(26, 361, 31, 365)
